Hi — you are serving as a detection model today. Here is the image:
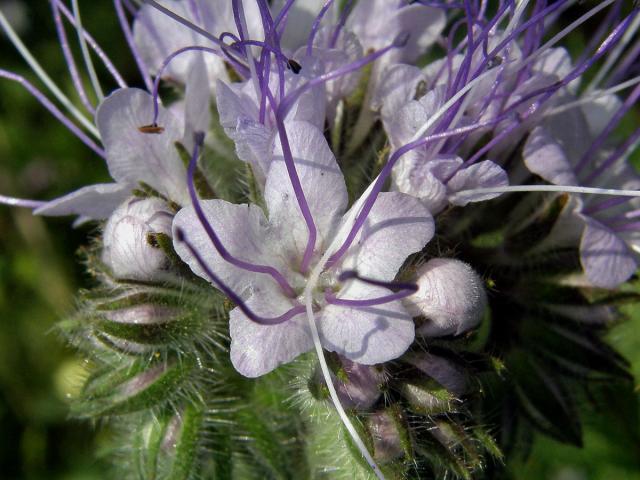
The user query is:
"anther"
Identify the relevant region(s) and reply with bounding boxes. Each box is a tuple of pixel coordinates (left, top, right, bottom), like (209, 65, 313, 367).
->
(138, 122, 165, 134)
(287, 58, 302, 74)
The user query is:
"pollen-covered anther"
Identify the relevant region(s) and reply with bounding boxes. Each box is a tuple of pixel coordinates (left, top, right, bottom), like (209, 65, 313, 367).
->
(403, 258, 487, 337)
(102, 197, 173, 281)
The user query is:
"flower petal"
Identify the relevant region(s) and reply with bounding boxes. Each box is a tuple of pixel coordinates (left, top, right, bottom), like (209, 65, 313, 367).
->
(343, 191, 434, 281)
(265, 121, 348, 255)
(447, 160, 509, 206)
(96, 88, 189, 206)
(172, 199, 286, 297)
(523, 126, 578, 186)
(580, 217, 637, 289)
(319, 282, 414, 364)
(34, 183, 130, 220)
(182, 52, 211, 151)
(229, 285, 312, 377)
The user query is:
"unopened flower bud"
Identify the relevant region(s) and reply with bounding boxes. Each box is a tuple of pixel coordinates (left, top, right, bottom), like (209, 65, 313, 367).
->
(102, 197, 173, 281)
(368, 410, 406, 463)
(334, 358, 385, 410)
(406, 353, 467, 397)
(404, 258, 487, 337)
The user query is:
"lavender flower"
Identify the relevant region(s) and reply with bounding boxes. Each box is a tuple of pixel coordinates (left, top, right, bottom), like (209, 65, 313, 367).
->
(1, 1, 640, 479)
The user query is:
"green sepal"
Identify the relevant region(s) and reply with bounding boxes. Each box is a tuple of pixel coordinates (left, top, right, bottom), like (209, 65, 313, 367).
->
(401, 378, 458, 415)
(74, 358, 193, 417)
(175, 141, 217, 199)
(509, 352, 583, 446)
(504, 193, 570, 255)
(169, 404, 205, 480)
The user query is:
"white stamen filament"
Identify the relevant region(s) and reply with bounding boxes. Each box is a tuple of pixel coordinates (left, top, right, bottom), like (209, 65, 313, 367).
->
(303, 180, 384, 480)
(586, 13, 640, 93)
(411, 67, 499, 143)
(235, 0, 263, 105)
(451, 185, 640, 200)
(0, 9, 100, 139)
(71, 0, 104, 101)
(513, 0, 617, 73)
(544, 74, 640, 118)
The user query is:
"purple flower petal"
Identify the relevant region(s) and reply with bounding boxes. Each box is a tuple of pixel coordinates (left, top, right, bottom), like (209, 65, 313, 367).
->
(96, 88, 189, 205)
(342, 191, 434, 281)
(523, 126, 578, 186)
(34, 183, 130, 220)
(229, 283, 312, 377)
(580, 217, 637, 289)
(319, 282, 414, 364)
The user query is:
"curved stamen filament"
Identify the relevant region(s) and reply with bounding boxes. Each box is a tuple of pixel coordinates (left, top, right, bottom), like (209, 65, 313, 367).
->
(53, 0, 127, 88)
(0, 194, 47, 209)
(0, 9, 100, 138)
(325, 271, 418, 308)
(50, 0, 95, 114)
(0, 69, 106, 158)
(71, 0, 104, 101)
(307, 0, 336, 56)
(115, 0, 153, 92)
(150, 45, 223, 125)
(175, 228, 304, 325)
(450, 185, 640, 200)
(187, 132, 297, 297)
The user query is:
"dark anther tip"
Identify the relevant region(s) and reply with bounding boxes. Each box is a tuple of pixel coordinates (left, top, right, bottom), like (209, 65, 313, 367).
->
(287, 59, 302, 74)
(338, 270, 358, 282)
(138, 123, 165, 134)
(393, 32, 411, 48)
(193, 131, 206, 145)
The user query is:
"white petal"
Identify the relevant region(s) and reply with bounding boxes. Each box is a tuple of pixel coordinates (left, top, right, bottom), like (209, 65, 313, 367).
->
(229, 285, 312, 377)
(580, 217, 637, 289)
(373, 63, 424, 125)
(342, 192, 434, 281)
(172, 199, 287, 297)
(182, 52, 211, 151)
(96, 88, 189, 205)
(319, 282, 414, 364)
(447, 160, 509, 206)
(34, 183, 130, 220)
(523, 126, 578, 186)
(265, 121, 348, 257)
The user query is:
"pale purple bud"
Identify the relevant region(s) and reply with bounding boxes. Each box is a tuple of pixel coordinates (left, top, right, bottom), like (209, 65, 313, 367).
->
(102, 197, 173, 281)
(103, 304, 177, 325)
(404, 258, 487, 337)
(334, 358, 384, 411)
(368, 410, 405, 463)
(406, 352, 467, 397)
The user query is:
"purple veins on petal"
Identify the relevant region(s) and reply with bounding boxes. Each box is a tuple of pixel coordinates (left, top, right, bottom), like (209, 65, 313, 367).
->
(175, 228, 304, 326)
(185, 132, 297, 297)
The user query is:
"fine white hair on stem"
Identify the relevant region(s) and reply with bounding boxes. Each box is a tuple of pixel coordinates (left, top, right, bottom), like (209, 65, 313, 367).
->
(586, 13, 640, 93)
(544, 74, 640, 118)
(71, 0, 104, 101)
(0, 9, 100, 139)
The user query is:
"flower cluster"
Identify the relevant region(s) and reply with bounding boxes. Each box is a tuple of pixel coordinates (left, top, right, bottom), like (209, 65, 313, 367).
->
(2, 1, 640, 478)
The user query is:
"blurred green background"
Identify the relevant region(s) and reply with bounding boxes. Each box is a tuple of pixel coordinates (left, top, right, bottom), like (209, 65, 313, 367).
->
(0, 1, 638, 479)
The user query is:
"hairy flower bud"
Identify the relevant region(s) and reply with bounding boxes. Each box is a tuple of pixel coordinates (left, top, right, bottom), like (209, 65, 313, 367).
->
(102, 197, 173, 281)
(368, 410, 406, 463)
(334, 358, 385, 410)
(404, 258, 487, 337)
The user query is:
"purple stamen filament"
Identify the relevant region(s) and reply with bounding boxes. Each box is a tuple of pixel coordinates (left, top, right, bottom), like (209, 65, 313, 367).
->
(187, 132, 297, 298)
(324, 271, 418, 308)
(175, 227, 304, 325)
